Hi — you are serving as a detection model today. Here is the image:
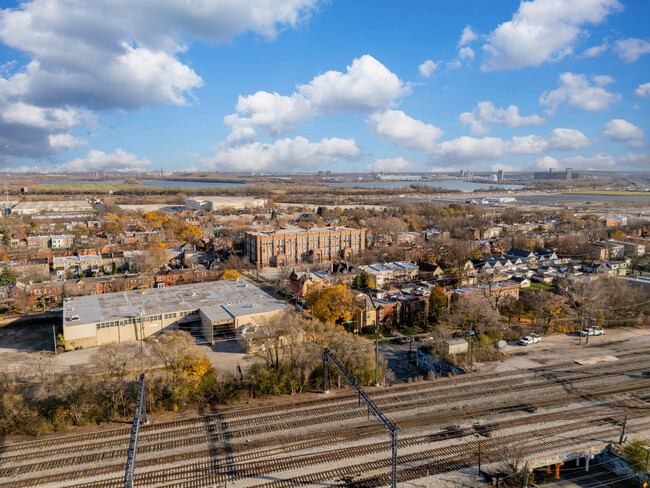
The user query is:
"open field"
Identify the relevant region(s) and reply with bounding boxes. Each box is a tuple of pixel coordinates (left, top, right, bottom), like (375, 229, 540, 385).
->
(566, 190, 650, 196)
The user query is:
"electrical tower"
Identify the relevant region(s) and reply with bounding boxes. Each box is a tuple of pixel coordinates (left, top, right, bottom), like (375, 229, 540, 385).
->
(323, 347, 399, 488)
(124, 374, 147, 488)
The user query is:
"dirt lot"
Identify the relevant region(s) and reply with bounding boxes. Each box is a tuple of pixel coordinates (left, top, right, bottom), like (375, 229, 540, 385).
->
(0, 321, 253, 375)
(478, 327, 650, 373)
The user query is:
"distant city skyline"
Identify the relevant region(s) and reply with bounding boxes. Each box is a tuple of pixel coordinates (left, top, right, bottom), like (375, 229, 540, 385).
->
(0, 0, 648, 174)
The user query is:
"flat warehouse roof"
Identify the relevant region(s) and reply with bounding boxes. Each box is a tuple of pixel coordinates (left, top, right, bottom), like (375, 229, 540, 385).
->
(64, 278, 286, 327)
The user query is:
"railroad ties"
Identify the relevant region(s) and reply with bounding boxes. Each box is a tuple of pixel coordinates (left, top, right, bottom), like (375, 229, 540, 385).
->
(0, 351, 649, 488)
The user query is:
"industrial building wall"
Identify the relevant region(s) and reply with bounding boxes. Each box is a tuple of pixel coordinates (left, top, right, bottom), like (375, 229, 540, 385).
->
(199, 310, 214, 344)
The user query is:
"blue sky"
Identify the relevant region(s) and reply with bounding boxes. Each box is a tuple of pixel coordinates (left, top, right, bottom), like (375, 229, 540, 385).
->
(0, 0, 648, 173)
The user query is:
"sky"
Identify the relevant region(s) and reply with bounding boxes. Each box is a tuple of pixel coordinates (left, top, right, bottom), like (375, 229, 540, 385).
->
(0, 0, 649, 174)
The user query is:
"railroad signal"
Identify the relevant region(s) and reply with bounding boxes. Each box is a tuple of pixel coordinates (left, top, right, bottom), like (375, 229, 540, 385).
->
(323, 347, 400, 488)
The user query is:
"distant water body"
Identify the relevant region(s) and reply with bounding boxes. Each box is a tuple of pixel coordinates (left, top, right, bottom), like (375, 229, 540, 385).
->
(39, 180, 245, 188)
(327, 180, 525, 192)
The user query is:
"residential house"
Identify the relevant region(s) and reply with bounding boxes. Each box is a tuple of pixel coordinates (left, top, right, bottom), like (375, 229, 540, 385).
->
(505, 249, 538, 268)
(589, 244, 609, 261)
(2, 258, 50, 282)
(52, 254, 102, 278)
(51, 234, 74, 249)
(596, 261, 628, 276)
(26, 235, 50, 250)
(605, 241, 625, 259)
(289, 270, 335, 298)
(418, 262, 444, 281)
(352, 291, 377, 331)
(359, 262, 419, 287)
(607, 239, 645, 257)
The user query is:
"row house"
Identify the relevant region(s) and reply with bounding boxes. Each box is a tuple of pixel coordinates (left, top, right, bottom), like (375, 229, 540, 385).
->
(359, 262, 419, 287)
(154, 267, 221, 288)
(52, 254, 103, 278)
(505, 249, 538, 267)
(418, 262, 444, 281)
(450, 282, 521, 303)
(607, 239, 646, 257)
(289, 270, 335, 298)
(1, 258, 50, 282)
(121, 230, 160, 246)
(51, 235, 74, 249)
(27, 235, 50, 250)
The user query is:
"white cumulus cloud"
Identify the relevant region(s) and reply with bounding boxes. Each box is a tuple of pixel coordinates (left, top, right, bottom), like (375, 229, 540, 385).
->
(57, 149, 152, 172)
(603, 119, 644, 141)
(481, 0, 622, 71)
(560, 152, 616, 170)
(613, 38, 650, 63)
(539, 72, 621, 114)
(635, 83, 650, 99)
(459, 101, 545, 135)
(202, 136, 360, 172)
(418, 59, 439, 78)
(224, 55, 410, 137)
(366, 157, 417, 173)
(458, 47, 475, 60)
(430, 128, 590, 166)
(430, 136, 505, 165)
(529, 155, 560, 170)
(48, 133, 88, 149)
(505, 128, 590, 154)
(0, 0, 320, 163)
(366, 110, 443, 151)
(618, 153, 650, 168)
(459, 26, 478, 47)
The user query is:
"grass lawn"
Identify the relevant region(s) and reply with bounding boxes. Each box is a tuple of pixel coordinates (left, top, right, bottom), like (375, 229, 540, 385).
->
(527, 282, 555, 291)
(564, 190, 650, 196)
(401, 326, 424, 336)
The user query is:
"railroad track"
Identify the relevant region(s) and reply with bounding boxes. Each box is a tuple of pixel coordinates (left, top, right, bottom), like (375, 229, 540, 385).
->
(2, 381, 648, 488)
(70, 416, 647, 488)
(2, 353, 648, 488)
(3, 352, 648, 458)
(2, 363, 647, 470)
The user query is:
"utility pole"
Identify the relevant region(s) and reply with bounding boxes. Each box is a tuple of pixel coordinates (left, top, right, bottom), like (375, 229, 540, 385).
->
(52, 324, 57, 356)
(375, 324, 379, 386)
(643, 446, 649, 488)
(139, 308, 145, 373)
(478, 437, 482, 476)
(619, 415, 627, 444)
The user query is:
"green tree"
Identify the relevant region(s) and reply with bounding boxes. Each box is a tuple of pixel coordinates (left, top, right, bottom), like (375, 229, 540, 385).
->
(623, 439, 650, 472)
(0, 267, 17, 286)
(1, 228, 10, 248)
(111, 262, 118, 274)
(428, 286, 448, 324)
(352, 275, 362, 289)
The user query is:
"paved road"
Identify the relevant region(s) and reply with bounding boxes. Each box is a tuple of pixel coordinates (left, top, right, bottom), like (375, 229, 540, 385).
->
(379, 342, 423, 383)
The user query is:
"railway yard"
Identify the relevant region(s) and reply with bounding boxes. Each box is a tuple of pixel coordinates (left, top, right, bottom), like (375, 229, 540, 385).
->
(1, 344, 649, 488)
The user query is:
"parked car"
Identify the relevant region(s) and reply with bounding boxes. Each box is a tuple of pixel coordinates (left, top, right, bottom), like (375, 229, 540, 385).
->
(580, 327, 605, 336)
(518, 334, 541, 346)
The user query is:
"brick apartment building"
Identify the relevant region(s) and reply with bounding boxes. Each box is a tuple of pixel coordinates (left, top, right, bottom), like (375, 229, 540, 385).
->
(245, 226, 366, 268)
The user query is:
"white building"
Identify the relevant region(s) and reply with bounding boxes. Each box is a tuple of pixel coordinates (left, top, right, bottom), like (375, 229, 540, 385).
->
(185, 196, 267, 212)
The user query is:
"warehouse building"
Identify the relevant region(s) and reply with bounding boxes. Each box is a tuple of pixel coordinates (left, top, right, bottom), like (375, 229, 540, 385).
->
(533, 168, 581, 180)
(185, 196, 267, 211)
(11, 200, 94, 216)
(63, 279, 286, 348)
